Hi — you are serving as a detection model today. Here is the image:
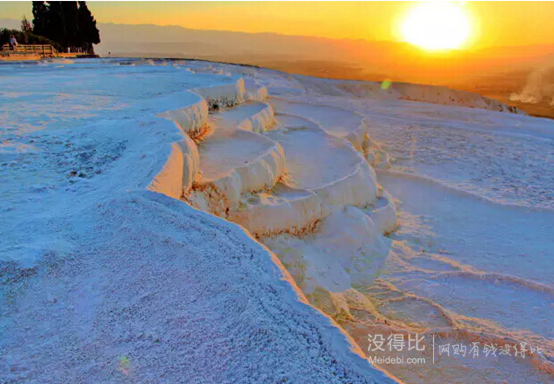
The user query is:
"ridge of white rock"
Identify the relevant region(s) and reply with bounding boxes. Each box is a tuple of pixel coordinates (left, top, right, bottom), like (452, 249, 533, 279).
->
(142, 62, 398, 337)
(1, 60, 400, 384)
(219, 101, 275, 133)
(149, 71, 399, 355)
(270, 97, 368, 150)
(147, 60, 554, 384)
(135, 67, 401, 383)
(228, 182, 324, 237)
(245, 78, 269, 102)
(7, 59, 550, 384)
(191, 77, 246, 109)
(267, 122, 378, 208)
(188, 102, 285, 213)
(158, 96, 209, 139)
(291, 74, 526, 114)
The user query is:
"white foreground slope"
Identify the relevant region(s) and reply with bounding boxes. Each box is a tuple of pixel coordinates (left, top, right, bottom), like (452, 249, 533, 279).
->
(0, 59, 396, 384)
(183, 71, 392, 313)
(179, 61, 554, 384)
(267, 74, 554, 382)
(2, 58, 553, 384)
(2, 191, 392, 383)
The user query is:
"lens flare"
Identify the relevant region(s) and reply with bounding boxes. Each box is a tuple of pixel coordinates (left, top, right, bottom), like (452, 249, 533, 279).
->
(401, 2, 472, 50)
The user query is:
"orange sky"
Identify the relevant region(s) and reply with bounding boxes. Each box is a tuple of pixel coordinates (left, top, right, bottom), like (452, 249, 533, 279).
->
(2, 1, 554, 49)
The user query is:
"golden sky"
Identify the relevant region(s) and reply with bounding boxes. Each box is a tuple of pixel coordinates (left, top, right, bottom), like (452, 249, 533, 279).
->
(2, 1, 554, 49)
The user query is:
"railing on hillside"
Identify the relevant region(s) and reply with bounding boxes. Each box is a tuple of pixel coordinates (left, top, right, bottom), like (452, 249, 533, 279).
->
(1, 44, 58, 56)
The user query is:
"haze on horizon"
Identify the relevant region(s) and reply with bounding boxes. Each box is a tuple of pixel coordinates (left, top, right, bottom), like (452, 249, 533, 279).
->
(2, 1, 554, 118)
(3, 1, 554, 49)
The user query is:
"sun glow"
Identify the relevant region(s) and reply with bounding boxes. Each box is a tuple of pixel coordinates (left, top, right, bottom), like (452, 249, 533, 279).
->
(401, 2, 472, 51)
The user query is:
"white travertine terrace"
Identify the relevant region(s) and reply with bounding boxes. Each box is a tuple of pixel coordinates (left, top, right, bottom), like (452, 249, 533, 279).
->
(1, 62, 401, 384)
(5, 59, 553, 384)
(150, 75, 398, 331)
(152, 77, 396, 240)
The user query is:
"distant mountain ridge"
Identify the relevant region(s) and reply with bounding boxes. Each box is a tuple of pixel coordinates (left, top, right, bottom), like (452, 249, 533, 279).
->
(3, 17, 553, 83)
(3, 17, 553, 117)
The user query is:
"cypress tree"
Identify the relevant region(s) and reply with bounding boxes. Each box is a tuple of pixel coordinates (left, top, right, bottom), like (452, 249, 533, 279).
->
(21, 16, 32, 33)
(31, 1, 100, 53)
(77, 2, 100, 53)
(61, 1, 79, 49)
(43, 2, 64, 47)
(32, 1, 48, 36)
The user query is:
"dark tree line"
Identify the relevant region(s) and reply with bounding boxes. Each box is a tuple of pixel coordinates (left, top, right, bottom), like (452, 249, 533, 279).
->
(32, 1, 100, 53)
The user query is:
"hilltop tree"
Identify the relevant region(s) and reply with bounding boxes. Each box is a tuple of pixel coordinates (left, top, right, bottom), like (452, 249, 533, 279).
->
(77, 2, 100, 52)
(31, 1, 48, 36)
(21, 16, 32, 33)
(44, 2, 65, 46)
(61, 2, 79, 48)
(31, 1, 100, 53)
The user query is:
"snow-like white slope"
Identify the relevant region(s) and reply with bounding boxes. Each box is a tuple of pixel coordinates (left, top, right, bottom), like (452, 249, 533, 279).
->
(183, 84, 391, 309)
(270, 97, 368, 149)
(0, 59, 398, 384)
(228, 182, 323, 236)
(2, 189, 398, 383)
(190, 101, 285, 213)
(263, 206, 391, 294)
(3, 57, 553, 384)
(357, 98, 554, 210)
(273, 126, 377, 207)
(198, 130, 279, 181)
(321, 82, 554, 384)
(178, 60, 554, 384)
(285, 74, 525, 114)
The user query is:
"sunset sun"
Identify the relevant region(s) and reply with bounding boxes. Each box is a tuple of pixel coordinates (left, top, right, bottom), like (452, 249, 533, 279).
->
(401, 2, 472, 50)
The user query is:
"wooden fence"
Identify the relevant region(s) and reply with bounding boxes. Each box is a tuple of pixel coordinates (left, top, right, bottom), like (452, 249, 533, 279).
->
(1, 44, 58, 57)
